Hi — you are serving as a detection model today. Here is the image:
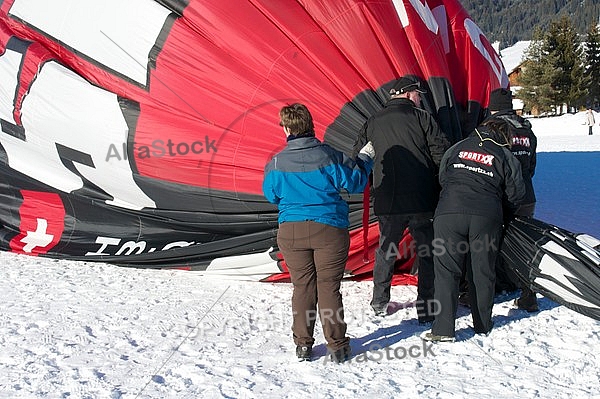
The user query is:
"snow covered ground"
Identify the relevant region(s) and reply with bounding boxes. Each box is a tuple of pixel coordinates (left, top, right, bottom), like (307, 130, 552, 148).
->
(532, 111, 600, 152)
(1, 113, 599, 399)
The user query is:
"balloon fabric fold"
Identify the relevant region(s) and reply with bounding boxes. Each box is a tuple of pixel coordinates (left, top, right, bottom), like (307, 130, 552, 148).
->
(0, 0, 507, 282)
(502, 217, 600, 321)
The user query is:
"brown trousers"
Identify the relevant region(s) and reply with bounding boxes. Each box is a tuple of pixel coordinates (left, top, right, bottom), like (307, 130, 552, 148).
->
(277, 221, 350, 352)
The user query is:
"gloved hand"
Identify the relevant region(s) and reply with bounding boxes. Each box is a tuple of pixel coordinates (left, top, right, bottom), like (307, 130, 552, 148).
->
(359, 141, 375, 159)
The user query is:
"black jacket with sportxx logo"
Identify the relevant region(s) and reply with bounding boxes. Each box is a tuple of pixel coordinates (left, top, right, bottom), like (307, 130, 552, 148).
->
(490, 110, 537, 205)
(435, 126, 526, 221)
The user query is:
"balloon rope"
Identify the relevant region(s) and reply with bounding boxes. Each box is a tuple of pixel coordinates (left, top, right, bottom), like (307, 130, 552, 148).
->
(362, 182, 370, 263)
(135, 285, 231, 398)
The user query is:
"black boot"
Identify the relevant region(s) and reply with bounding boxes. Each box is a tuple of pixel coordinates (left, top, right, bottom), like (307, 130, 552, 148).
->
(296, 345, 312, 361)
(329, 346, 351, 363)
(458, 291, 471, 308)
(514, 288, 539, 312)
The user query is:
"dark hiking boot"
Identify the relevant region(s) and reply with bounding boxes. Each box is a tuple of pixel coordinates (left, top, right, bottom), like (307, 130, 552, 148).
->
(296, 345, 312, 361)
(329, 346, 351, 363)
(458, 291, 470, 308)
(371, 304, 388, 317)
(514, 290, 539, 312)
(475, 321, 494, 336)
(420, 331, 455, 343)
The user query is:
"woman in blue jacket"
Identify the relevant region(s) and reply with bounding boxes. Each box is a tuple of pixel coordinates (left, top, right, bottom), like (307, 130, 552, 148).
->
(263, 103, 374, 363)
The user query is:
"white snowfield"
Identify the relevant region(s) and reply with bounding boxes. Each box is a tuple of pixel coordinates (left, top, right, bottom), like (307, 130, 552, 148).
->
(533, 112, 600, 152)
(1, 113, 599, 399)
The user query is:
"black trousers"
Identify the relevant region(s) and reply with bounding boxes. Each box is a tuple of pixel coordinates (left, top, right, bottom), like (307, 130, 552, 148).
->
(371, 213, 435, 321)
(432, 214, 503, 336)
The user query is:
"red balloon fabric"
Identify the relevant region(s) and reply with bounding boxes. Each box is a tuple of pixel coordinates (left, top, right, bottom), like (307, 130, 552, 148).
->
(0, 0, 507, 283)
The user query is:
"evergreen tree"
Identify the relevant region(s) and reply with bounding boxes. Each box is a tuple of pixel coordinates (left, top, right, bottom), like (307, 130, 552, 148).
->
(518, 28, 560, 114)
(585, 24, 600, 107)
(518, 17, 587, 114)
(545, 17, 586, 112)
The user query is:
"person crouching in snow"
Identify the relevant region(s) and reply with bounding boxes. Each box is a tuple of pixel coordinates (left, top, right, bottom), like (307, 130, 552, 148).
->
(263, 103, 374, 362)
(422, 117, 525, 342)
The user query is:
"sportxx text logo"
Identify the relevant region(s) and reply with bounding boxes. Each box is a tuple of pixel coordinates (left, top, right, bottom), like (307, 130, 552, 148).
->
(458, 151, 494, 166)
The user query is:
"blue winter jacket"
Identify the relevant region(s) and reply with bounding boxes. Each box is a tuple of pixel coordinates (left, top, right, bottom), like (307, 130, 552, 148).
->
(263, 136, 373, 228)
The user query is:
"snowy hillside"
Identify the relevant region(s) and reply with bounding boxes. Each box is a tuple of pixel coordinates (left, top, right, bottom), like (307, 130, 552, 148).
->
(500, 40, 530, 74)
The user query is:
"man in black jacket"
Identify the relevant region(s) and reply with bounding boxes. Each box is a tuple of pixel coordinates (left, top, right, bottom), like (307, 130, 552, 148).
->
(422, 117, 525, 342)
(353, 76, 451, 322)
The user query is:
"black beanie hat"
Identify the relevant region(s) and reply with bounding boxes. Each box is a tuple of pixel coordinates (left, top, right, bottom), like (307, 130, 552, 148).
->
(489, 88, 513, 111)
